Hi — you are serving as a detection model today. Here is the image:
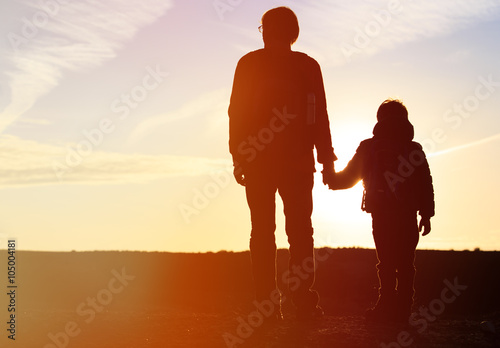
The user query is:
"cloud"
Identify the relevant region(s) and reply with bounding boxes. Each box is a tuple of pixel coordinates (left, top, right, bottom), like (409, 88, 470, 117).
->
(428, 132, 500, 158)
(288, 0, 500, 66)
(0, 135, 231, 187)
(17, 118, 52, 125)
(128, 88, 230, 143)
(444, 49, 471, 64)
(0, 0, 174, 133)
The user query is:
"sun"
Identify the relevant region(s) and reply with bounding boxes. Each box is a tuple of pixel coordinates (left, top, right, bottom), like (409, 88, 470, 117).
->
(312, 178, 374, 248)
(311, 118, 376, 248)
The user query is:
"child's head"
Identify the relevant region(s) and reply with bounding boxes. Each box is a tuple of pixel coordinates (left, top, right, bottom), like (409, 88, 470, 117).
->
(377, 99, 408, 121)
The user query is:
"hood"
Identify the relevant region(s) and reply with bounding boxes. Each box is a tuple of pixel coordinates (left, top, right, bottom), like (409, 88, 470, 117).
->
(372, 116, 414, 142)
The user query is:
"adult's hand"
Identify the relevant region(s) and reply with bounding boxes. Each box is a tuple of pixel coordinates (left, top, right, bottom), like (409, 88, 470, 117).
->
(419, 217, 431, 236)
(233, 166, 246, 186)
(322, 163, 335, 185)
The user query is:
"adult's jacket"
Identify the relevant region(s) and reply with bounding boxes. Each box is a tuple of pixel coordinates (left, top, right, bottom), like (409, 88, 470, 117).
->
(228, 48, 336, 174)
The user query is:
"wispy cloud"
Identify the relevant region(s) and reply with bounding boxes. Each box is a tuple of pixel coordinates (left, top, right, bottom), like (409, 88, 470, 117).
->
(428, 132, 500, 158)
(288, 0, 500, 66)
(128, 88, 230, 143)
(0, 135, 230, 187)
(16, 117, 52, 125)
(0, 0, 174, 133)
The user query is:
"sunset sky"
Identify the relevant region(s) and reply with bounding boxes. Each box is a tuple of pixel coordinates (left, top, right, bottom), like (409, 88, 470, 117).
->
(0, 0, 499, 252)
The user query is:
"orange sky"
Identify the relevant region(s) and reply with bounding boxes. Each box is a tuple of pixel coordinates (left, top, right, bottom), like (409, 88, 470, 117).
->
(1, 1, 499, 252)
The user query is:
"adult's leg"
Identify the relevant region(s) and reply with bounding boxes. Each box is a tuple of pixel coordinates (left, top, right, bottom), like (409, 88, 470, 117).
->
(245, 172, 279, 302)
(278, 170, 319, 312)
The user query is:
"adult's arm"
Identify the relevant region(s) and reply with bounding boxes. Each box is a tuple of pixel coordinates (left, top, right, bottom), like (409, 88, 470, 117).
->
(309, 58, 337, 169)
(413, 144, 435, 218)
(228, 54, 253, 169)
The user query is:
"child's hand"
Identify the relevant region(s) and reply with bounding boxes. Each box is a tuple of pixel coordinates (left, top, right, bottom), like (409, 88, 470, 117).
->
(419, 217, 431, 236)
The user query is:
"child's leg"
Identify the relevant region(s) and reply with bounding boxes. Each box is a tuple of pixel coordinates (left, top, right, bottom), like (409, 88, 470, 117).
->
(370, 210, 419, 322)
(394, 212, 419, 320)
(370, 212, 399, 317)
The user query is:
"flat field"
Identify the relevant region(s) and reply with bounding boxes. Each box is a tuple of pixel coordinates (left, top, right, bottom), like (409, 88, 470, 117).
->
(1, 248, 499, 348)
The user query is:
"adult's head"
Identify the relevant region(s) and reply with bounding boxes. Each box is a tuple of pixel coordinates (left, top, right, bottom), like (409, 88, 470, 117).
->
(376, 99, 409, 122)
(261, 7, 299, 46)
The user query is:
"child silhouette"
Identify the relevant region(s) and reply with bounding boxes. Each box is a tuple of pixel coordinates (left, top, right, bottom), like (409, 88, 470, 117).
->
(327, 99, 435, 323)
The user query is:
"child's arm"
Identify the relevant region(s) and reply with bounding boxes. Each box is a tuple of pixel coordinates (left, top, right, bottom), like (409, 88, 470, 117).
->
(327, 148, 364, 190)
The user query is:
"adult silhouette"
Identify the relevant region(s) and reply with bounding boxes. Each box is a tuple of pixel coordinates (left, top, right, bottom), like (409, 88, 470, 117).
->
(228, 7, 337, 320)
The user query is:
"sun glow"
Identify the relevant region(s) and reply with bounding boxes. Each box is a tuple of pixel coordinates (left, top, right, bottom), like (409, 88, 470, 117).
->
(1, 1, 499, 253)
(311, 118, 376, 249)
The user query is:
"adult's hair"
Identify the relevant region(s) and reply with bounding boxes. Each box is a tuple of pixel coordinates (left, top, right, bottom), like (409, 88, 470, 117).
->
(377, 99, 408, 121)
(261, 7, 299, 45)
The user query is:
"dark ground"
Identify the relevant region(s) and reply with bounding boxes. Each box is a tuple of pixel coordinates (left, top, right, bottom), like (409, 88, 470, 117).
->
(0, 248, 499, 347)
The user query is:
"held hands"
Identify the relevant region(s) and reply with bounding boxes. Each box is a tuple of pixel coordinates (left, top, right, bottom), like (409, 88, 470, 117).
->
(236, 162, 339, 188)
(322, 162, 335, 187)
(419, 217, 431, 236)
